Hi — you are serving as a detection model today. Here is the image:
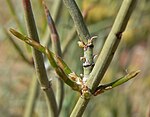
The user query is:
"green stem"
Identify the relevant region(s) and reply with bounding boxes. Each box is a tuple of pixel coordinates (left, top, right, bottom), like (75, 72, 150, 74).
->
(10, 28, 82, 92)
(63, 0, 93, 78)
(62, 0, 93, 116)
(42, 1, 64, 114)
(70, 0, 137, 116)
(94, 70, 140, 95)
(4, 29, 32, 66)
(63, 0, 90, 42)
(22, 0, 58, 116)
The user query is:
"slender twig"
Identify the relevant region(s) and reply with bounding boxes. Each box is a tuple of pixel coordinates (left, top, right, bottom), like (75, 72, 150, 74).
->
(63, 0, 90, 42)
(42, 0, 62, 48)
(4, 28, 32, 66)
(62, 4, 94, 55)
(42, 1, 64, 114)
(61, 0, 93, 116)
(42, 1, 62, 56)
(22, 0, 58, 116)
(9, 28, 83, 92)
(5, 26, 37, 117)
(69, 0, 137, 116)
(23, 1, 63, 116)
(63, 0, 93, 80)
(94, 70, 140, 96)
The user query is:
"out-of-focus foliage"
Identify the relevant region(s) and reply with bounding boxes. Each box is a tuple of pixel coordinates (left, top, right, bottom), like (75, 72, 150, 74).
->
(82, 0, 118, 24)
(0, 0, 150, 117)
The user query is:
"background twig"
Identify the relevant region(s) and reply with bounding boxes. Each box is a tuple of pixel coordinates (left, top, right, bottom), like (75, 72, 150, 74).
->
(22, 0, 58, 116)
(42, 1, 64, 114)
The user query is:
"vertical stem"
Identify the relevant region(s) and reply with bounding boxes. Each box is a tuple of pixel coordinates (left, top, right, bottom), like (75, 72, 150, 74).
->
(63, 0, 93, 80)
(70, 0, 137, 116)
(42, 1, 64, 114)
(71, 99, 90, 117)
(63, 0, 93, 116)
(22, 0, 58, 117)
(63, 0, 90, 42)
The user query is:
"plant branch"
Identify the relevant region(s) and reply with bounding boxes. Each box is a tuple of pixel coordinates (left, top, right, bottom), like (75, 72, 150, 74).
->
(87, 0, 137, 92)
(4, 29, 32, 66)
(70, 0, 137, 116)
(22, 0, 58, 116)
(94, 70, 140, 96)
(42, 1, 64, 114)
(63, 0, 93, 79)
(63, 0, 90, 42)
(42, 0, 62, 48)
(9, 28, 83, 92)
(42, 1, 62, 57)
(62, 4, 93, 55)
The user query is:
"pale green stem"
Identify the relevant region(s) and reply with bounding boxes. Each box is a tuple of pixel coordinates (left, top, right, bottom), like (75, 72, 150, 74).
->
(22, 0, 58, 116)
(94, 70, 140, 95)
(4, 29, 32, 66)
(42, 1, 64, 113)
(63, 0, 93, 78)
(70, 0, 137, 116)
(9, 28, 82, 92)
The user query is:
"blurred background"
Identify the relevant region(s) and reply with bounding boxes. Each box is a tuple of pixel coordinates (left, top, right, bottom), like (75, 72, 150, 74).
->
(0, 0, 150, 117)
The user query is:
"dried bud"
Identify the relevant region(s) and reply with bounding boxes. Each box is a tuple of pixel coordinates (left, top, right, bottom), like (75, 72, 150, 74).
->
(105, 86, 112, 90)
(78, 41, 85, 48)
(80, 57, 86, 62)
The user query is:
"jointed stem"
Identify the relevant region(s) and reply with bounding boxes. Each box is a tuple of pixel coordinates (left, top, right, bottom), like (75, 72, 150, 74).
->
(63, 0, 93, 79)
(22, 0, 58, 116)
(10, 28, 83, 92)
(9, 0, 139, 117)
(62, 0, 94, 116)
(67, 0, 137, 116)
(42, 1, 64, 114)
(87, 0, 137, 92)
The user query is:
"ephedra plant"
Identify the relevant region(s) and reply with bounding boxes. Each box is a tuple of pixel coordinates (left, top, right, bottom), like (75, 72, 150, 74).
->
(8, 0, 140, 116)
